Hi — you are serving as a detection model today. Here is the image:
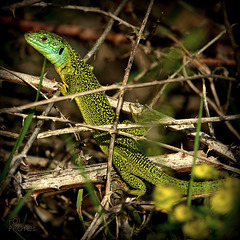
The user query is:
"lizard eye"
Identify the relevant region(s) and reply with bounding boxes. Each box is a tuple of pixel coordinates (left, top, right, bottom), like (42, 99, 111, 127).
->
(41, 36, 48, 41)
(59, 48, 64, 55)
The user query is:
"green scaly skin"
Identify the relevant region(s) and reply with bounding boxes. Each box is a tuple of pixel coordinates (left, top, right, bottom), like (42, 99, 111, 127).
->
(25, 30, 223, 196)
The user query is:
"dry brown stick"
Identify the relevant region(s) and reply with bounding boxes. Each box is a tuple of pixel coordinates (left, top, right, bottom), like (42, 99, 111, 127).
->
(2, 113, 240, 141)
(0, 67, 42, 97)
(20, 113, 238, 165)
(20, 152, 240, 193)
(1, 70, 238, 162)
(34, 2, 136, 32)
(2, 0, 41, 11)
(0, 72, 235, 114)
(81, 1, 155, 239)
(0, 67, 58, 95)
(0, 68, 58, 93)
(1, 67, 234, 95)
(83, 0, 129, 62)
(105, 0, 154, 206)
(28, 114, 239, 138)
(80, 1, 133, 238)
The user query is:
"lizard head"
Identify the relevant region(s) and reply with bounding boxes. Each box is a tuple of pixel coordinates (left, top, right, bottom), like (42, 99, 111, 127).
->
(25, 30, 70, 70)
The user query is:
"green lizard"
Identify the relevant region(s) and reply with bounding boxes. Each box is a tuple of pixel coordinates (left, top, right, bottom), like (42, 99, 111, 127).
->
(25, 30, 223, 197)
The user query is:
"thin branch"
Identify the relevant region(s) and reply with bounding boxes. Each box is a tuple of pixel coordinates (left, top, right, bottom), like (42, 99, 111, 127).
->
(105, 0, 154, 205)
(28, 114, 240, 139)
(18, 113, 240, 132)
(0, 73, 235, 114)
(83, 0, 129, 62)
(81, 1, 154, 238)
(35, 119, 240, 164)
(2, 112, 239, 141)
(202, 78, 215, 137)
(34, 2, 136, 32)
(2, 0, 41, 11)
(0, 67, 58, 94)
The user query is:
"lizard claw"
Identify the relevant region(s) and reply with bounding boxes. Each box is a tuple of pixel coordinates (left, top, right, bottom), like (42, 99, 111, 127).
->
(58, 82, 69, 95)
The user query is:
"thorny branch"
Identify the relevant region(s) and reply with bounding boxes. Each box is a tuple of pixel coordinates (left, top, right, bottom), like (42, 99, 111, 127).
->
(34, 1, 136, 32)
(0, 72, 236, 114)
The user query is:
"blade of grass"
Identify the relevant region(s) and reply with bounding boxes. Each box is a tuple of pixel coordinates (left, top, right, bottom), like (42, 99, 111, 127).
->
(187, 94, 204, 207)
(76, 188, 86, 231)
(0, 58, 46, 184)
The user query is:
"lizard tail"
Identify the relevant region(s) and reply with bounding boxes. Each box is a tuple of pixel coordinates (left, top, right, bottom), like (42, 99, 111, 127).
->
(158, 172, 224, 195)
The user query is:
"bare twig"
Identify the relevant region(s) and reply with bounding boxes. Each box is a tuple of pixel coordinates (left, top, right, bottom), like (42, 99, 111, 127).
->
(2, 0, 41, 12)
(34, 2, 136, 32)
(105, 0, 154, 206)
(0, 73, 235, 114)
(83, 0, 129, 62)
(0, 67, 58, 94)
(81, 1, 155, 238)
(27, 114, 239, 139)
(202, 78, 215, 137)
(19, 151, 240, 193)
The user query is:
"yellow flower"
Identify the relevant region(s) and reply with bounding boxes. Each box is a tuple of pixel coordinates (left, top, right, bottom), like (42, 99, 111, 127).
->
(210, 178, 240, 215)
(153, 185, 182, 211)
(172, 204, 192, 222)
(193, 163, 219, 180)
(210, 189, 234, 215)
(183, 219, 210, 239)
